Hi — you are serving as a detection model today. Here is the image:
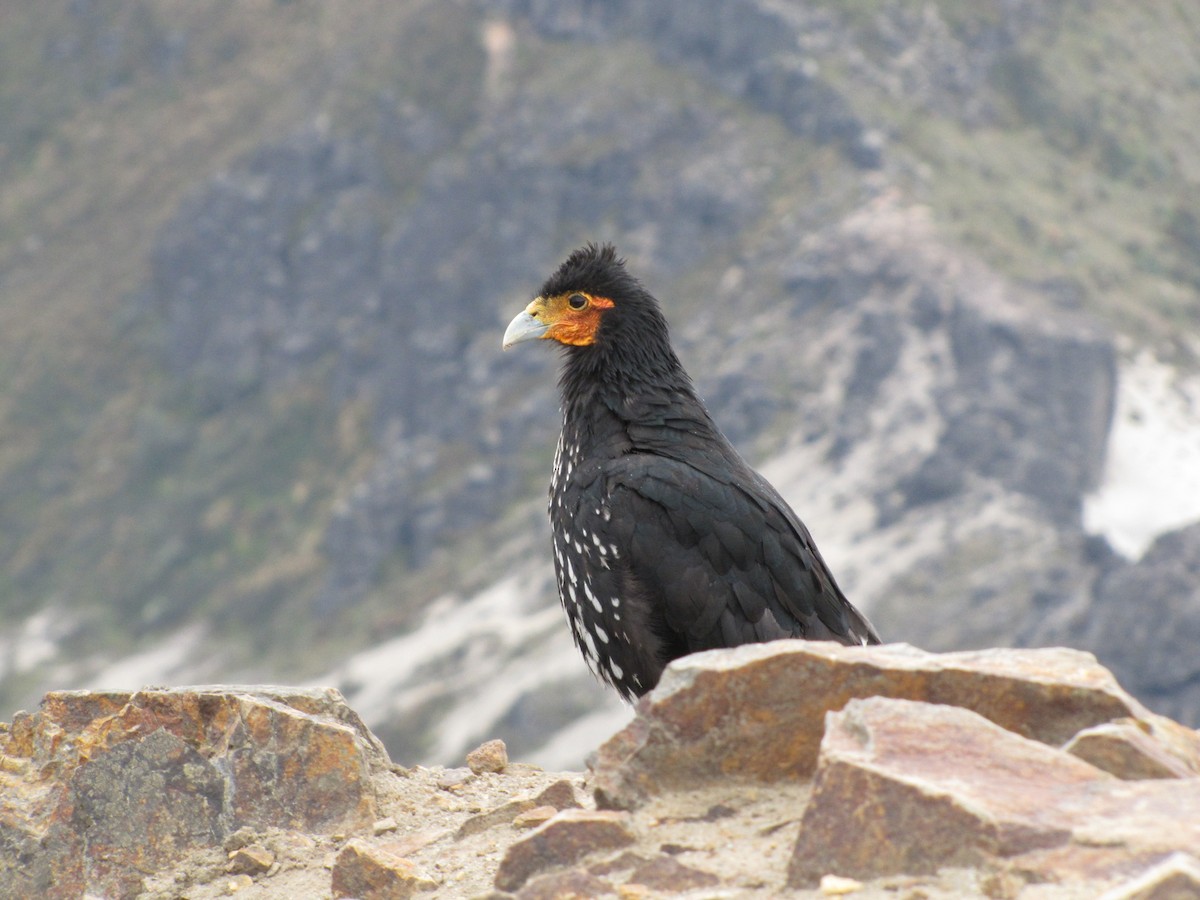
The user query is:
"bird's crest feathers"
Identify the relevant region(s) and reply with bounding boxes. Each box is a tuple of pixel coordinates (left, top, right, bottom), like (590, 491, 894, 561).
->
(540, 243, 633, 302)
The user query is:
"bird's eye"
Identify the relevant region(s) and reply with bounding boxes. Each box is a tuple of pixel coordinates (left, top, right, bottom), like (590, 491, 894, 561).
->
(567, 293, 588, 310)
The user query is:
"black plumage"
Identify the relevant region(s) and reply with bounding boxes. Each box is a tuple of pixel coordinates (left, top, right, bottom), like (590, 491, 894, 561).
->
(503, 243, 881, 700)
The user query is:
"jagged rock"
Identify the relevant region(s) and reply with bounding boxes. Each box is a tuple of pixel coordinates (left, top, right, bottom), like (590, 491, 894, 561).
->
(0, 686, 390, 899)
(788, 697, 1112, 884)
(787, 697, 1200, 887)
(1064, 719, 1200, 780)
(590, 641, 1182, 809)
(467, 738, 510, 774)
(226, 844, 275, 875)
(331, 839, 437, 899)
(494, 809, 637, 892)
(1098, 853, 1200, 900)
(533, 778, 583, 810)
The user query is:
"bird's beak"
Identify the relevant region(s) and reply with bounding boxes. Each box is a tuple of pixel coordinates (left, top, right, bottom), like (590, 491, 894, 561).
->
(502, 303, 550, 349)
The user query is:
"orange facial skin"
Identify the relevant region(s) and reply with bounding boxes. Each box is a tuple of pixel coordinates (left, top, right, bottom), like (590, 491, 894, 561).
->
(529, 292, 615, 346)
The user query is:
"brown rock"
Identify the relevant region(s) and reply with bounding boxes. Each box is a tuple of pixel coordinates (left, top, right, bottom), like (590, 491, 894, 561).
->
(789, 697, 1108, 885)
(223, 827, 260, 853)
(1098, 853, 1200, 900)
(534, 778, 583, 810)
(0, 686, 390, 899)
(587, 850, 649, 876)
(512, 805, 559, 828)
(226, 844, 275, 875)
(515, 868, 613, 900)
(1140, 714, 1200, 776)
(628, 854, 720, 891)
(467, 738, 509, 774)
(1064, 719, 1197, 780)
(788, 697, 1200, 887)
(495, 809, 637, 892)
(331, 839, 437, 899)
(456, 797, 537, 838)
(591, 642, 1155, 809)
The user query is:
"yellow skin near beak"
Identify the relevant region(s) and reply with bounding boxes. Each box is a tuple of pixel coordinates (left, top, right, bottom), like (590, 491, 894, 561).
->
(502, 293, 614, 350)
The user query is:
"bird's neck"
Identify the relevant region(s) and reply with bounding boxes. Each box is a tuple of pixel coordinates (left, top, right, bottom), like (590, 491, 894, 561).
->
(559, 342, 721, 458)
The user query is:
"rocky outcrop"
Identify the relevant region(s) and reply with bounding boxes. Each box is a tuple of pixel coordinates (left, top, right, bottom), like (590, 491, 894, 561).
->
(0, 686, 391, 900)
(588, 642, 1200, 808)
(788, 696, 1200, 887)
(4, 645, 1199, 898)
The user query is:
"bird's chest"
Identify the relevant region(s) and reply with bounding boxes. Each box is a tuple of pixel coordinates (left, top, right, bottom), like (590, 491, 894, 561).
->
(548, 431, 608, 585)
(547, 428, 642, 696)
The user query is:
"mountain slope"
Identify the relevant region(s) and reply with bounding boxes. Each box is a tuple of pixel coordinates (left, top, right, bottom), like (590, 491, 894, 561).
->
(1, 0, 1198, 765)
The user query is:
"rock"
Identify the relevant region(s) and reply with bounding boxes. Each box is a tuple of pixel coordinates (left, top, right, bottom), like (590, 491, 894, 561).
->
(626, 854, 720, 891)
(511, 806, 558, 828)
(223, 827, 260, 853)
(1098, 853, 1200, 900)
(587, 850, 651, 877)
(1064, 719, 1199, 780)
(0, 686, 390, 899)
(494, 810, 637, 892)
(467, 738, 509, 774)
(787, 697, 1200, 887)
(533, 778, 583, 810)
(514, 868, 613, 900)
(331, 839, 438, 899)
(788, 697, 1109, 884)
(226, 844, 275, 875)
(820, 873, 865, 895)
(457, 797, 538, 838)
(373, 816, 400, 834)
(591, 641, 1157, 809)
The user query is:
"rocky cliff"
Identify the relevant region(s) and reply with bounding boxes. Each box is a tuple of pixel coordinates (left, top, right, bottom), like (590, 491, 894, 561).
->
(3, 646, 1199, 899)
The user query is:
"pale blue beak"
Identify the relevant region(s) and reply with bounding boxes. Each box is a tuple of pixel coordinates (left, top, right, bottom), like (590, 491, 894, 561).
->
(502, 309, 549, 349)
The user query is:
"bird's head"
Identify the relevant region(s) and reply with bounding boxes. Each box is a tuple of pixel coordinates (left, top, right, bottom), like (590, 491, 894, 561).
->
(502, 243, 666, 354)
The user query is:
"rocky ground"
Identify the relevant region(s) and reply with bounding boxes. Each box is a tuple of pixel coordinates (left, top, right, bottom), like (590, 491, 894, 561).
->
(3, 643, 1199, 899)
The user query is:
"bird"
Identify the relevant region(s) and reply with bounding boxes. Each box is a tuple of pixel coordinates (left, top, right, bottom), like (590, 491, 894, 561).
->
(502, 243, 880, 701)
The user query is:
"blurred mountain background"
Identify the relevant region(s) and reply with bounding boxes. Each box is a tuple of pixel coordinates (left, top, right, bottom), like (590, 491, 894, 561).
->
(1, 0, 1199, 768)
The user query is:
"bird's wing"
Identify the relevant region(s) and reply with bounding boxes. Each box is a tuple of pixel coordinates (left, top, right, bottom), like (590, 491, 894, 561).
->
(590, 452, 880, 651)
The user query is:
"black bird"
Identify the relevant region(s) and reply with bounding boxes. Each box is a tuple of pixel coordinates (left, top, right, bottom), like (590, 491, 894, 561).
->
(503, 244, 880, 700)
